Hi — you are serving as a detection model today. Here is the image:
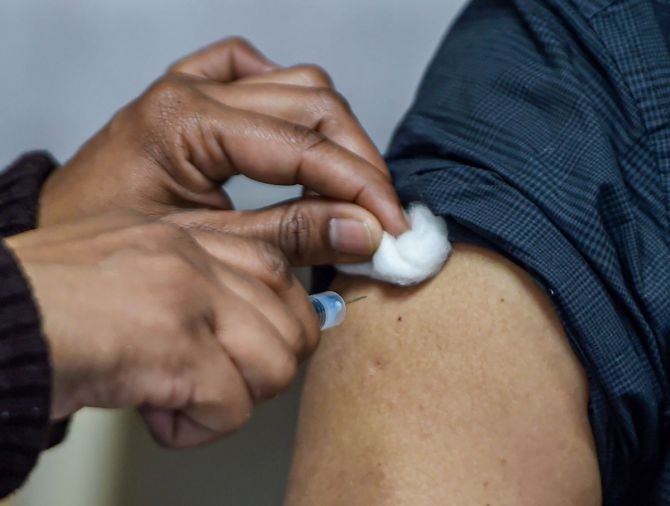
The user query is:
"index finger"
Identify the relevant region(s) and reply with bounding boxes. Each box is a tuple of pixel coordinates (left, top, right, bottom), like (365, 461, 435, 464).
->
(169, 37, 278, 83)
(195, 81, 390, 178)
(207, 105, 408, 235)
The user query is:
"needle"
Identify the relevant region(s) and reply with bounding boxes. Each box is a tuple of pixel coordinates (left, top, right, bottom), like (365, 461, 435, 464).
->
(345, 295, 367, 305)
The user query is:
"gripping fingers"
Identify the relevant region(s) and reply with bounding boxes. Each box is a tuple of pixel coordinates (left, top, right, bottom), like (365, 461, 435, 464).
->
(180, 228, 320, 353)
(136, 63, 408, 235)
(197, 105, 407, 235)
(214, 295, 300, 401)
(216, 264, 307, 356)
(142, 340, 254, 449)
(195, 81, 388, 176)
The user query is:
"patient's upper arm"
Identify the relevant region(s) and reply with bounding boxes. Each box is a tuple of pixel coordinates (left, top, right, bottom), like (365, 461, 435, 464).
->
(285, 243, 601, 506)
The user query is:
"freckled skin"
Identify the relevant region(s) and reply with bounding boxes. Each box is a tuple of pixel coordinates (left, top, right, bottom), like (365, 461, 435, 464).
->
(285, 243, 601, 506)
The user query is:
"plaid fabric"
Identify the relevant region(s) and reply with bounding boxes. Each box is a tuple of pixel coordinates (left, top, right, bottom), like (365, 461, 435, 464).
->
(386, 1, 670, 504)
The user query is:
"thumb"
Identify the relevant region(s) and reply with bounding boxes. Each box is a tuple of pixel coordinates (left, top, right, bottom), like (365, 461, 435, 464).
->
(167, 197, 384, 266)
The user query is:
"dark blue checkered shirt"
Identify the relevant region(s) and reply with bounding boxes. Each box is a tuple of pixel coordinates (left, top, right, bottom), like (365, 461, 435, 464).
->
(386, 1, 670, 503)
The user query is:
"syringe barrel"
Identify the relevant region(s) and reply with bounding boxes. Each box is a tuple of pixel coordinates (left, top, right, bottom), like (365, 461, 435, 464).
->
(309, 291, 347, 330)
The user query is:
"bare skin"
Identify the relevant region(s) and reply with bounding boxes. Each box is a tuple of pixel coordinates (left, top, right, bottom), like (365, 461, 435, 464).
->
(285, 243, 602, 506)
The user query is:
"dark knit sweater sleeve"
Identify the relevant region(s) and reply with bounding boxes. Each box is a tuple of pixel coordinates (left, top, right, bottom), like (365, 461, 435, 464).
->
(0, 152, 59, 497)
(0, 152, 56, 237)
(0, 242, 52, 496)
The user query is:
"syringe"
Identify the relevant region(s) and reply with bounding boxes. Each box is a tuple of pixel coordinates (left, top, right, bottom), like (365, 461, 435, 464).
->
(309, 291, 367, 330)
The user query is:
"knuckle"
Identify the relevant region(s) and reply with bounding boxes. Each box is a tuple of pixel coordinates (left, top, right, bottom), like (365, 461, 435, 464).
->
(287, 122, 327, 152)
(314, 87, 352, 116)
(257, 242, 292, 290)
(293, 64, 333, 87)
(224, 36, 252, 51)
(136, 76, 194, 143)
(283, 317, 305, 355)
(143, 76, 186, 116)
(279, 204, 316, 263)
(227, 397, 253, 431)
(268, 353, 298, 393)
(163, 375, 192, 408)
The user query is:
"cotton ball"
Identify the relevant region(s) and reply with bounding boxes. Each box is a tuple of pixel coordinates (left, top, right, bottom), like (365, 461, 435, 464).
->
(337, 203, 451, 286)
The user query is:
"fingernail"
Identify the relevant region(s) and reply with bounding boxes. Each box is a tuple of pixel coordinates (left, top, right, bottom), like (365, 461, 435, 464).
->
(394, 203, 411, 233)
(328, 218, 374, 255)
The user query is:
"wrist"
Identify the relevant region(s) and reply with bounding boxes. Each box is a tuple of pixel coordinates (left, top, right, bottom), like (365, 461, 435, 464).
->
(4, 239, 86, 418)
(37, 169, 76, 228)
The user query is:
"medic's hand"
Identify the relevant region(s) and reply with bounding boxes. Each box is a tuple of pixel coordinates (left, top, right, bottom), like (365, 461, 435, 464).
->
(39, 38, 407, 262)
(6, 211, 319, 448)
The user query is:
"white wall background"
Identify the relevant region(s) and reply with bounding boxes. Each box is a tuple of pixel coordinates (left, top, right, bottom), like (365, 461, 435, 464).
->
(0, 1, 466, 504)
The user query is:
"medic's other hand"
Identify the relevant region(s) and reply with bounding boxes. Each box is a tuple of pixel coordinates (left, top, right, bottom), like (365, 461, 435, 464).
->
(7, 211, 319, 448)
